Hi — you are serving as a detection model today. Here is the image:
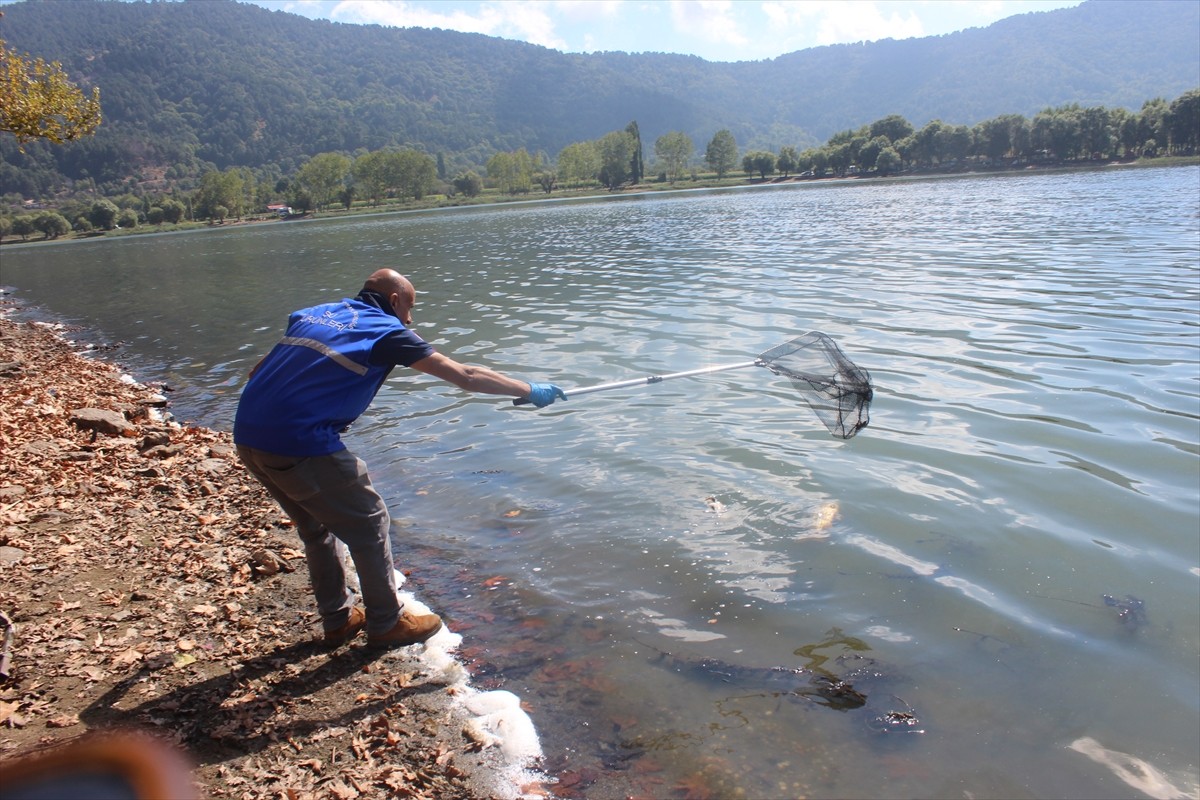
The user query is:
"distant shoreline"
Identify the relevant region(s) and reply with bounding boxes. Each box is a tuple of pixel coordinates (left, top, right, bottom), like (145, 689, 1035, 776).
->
(3, 156, 1196, 249)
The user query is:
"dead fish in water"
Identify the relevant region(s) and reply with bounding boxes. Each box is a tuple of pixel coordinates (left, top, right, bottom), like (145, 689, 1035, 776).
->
(640, 640, 870, 712)
(813, 501, 840, 530)
(795, 501, 840, 541)
(1103, 594, 1147, 628)
(639, 630, 927, 740)
(1069, 737, 1194, 800)
(704, 496, 727, 514)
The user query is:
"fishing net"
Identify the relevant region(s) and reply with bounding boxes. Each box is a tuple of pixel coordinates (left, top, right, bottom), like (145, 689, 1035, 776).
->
(756, 332, 873, 439)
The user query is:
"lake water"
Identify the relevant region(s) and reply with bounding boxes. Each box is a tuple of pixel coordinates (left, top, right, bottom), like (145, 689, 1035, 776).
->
(3, 166, 1198, 799)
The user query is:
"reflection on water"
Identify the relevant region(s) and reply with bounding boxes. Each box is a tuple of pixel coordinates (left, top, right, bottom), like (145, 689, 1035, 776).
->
(3, 166, 1198, 798)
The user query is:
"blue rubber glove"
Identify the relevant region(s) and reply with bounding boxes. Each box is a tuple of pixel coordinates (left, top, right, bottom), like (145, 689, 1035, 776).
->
(526, 382, 567, 408)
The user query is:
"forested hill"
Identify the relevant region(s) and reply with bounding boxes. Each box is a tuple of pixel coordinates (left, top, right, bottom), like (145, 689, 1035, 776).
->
(1, 0, 1197, 192)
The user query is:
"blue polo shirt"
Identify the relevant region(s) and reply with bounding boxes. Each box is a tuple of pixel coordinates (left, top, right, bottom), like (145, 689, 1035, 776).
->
(234, 292, 434, 456)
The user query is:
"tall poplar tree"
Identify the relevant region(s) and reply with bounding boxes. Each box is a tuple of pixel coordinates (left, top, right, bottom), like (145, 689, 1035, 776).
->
(625, 121, 644, 184)
(705, 129, 738, 178)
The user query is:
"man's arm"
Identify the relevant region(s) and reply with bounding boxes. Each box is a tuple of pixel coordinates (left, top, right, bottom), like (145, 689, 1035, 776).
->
(409, 352, 532, 398)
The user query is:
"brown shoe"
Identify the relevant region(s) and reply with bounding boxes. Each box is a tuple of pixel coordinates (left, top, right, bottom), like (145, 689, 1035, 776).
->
(367, 609, 443, 648)
(323, 606, 367, 646)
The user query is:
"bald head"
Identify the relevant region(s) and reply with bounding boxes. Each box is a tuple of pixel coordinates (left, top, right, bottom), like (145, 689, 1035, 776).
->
(363, 269, 416, 326)
(363, 269, 413, 298)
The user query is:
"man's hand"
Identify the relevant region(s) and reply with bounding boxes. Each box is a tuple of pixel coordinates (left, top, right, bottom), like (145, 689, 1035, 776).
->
(525, 383, 567, 408)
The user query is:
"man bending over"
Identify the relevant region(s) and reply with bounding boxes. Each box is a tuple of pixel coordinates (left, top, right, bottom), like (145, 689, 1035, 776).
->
(234, 269, 566, 648)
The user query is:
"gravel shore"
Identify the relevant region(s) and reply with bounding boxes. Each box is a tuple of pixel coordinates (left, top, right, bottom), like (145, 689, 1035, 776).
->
(0, 306, 533, 799)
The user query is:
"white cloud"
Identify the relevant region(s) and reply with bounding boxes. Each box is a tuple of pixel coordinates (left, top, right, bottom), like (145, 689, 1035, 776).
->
(668, 0, 749, 48)
(971, 1, 1010, 18)
(266, 0, 334, 20)
(552, 0, 626, 22)
(499, 2, 569, 48)
(761, 1, 924, 47)
(329, 1, 568, 49)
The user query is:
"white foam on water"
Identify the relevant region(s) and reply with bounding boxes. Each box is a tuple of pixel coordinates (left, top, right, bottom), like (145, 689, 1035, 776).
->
(398, 591, 546, 798)
(1068, 737, 1199, 800)
(335, 545, 549, 797)
(461, 690, 542, 763)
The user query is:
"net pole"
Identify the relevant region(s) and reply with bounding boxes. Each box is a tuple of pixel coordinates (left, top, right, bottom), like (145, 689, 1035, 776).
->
(513, 361, 760, 404)
(567, 360, 760, 397)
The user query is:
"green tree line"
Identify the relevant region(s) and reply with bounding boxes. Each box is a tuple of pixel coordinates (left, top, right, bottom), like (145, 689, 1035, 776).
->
(538, 91, 1198, 191)
(728, 92, 1200, 182)
(2, 89, 1196, 242)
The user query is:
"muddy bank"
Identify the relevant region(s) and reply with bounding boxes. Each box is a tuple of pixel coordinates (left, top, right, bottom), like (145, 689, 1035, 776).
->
(0, 307, 536, 798)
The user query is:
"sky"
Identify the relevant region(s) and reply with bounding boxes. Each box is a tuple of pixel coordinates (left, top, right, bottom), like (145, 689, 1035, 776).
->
(245, 0, 1084, 62)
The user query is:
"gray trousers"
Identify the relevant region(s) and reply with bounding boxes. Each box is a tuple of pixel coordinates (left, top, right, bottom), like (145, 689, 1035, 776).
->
(236, 445, 401, 635)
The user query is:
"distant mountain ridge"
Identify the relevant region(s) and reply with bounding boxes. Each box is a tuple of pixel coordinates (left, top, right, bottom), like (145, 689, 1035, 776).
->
(0, 0, 1196, 192)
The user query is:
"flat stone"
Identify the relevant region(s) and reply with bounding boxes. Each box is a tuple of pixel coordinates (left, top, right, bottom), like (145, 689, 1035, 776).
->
(142, 444, 184, 459)
(23, 440, 61, 456)
(140, 432, 171, 450)
(69, 408, 134, 436)
(0, 546, 26, 564)
(197, 458, 230, 475)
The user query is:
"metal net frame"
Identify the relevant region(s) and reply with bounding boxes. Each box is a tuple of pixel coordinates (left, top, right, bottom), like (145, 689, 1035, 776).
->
(756, 332, 873, 439)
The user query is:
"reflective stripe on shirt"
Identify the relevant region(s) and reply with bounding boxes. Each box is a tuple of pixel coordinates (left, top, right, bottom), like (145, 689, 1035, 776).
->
(278, 336, 369, 376)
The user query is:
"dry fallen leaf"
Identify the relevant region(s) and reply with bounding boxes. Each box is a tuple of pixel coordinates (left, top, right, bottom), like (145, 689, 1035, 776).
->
(0, 700, 26, 728)
(326, 778, 359, 799)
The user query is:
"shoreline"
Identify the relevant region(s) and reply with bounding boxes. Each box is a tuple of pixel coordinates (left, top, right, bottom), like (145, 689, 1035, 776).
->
(3, 156, 1195, 248)
(0, 305, 547, 799)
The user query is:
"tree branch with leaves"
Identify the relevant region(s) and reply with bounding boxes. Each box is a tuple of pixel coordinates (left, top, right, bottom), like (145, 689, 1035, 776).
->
(0, 36, 101, 150)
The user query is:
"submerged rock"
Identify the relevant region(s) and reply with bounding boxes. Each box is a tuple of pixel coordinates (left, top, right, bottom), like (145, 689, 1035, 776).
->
(1103, 594, 1147, 628)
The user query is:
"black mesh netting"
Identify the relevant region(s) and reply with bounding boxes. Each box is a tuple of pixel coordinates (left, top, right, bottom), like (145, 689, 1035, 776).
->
(756, 332, 873, 439)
